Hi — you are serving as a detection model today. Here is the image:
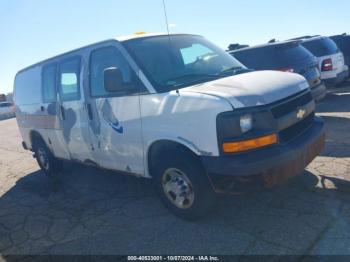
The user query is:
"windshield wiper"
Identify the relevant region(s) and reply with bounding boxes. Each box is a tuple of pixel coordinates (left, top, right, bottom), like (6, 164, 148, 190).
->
(166, 73, 220, 82)
(164, 73, 221, 87)
(217, 66, 254, 76)
(163, 68, 254, 89)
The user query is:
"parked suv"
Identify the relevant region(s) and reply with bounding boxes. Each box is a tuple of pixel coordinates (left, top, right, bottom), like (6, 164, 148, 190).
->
(229, 40, 326, 101)
(14, 33, 325, 220)
(330, 33, 350, 79)
(292, 36, 348, 87)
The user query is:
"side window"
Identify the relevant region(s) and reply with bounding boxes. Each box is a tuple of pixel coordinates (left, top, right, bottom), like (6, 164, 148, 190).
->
(59, 57, 81, 101)
(42, 63, 57, 103)
(90, 46, 139, 97)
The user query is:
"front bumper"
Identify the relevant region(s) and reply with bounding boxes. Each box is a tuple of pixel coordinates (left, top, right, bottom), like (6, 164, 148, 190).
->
(201, 117, 325, 192)
(323, 68, 349, 87)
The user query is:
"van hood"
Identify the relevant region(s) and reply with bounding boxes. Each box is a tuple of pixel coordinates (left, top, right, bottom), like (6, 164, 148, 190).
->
(180, 71, 309, 108)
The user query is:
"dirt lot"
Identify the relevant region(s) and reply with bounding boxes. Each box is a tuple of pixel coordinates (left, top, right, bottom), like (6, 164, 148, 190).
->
(0, 84, 350, 256)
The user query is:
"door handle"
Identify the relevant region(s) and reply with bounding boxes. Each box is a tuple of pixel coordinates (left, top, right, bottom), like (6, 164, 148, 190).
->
(60, 105, 66, 120)
(87, 103, 93, 120)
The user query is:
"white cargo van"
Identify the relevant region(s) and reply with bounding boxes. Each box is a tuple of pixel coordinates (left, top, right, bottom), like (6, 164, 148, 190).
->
(14, 33, 325, 220)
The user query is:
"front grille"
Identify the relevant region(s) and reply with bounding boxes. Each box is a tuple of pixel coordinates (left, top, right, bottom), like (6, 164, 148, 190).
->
(270, 90, 315, 143)
(271, 91, 313, 118)
(279, 112, 314, 142)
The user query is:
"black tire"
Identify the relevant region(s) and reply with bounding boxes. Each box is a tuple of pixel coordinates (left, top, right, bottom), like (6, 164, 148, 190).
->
(33, 138, 62, 177)
(153, 149, 216, 221)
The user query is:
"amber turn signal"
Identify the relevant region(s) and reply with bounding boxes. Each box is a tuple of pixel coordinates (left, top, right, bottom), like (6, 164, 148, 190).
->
(222, 134, 278, 153)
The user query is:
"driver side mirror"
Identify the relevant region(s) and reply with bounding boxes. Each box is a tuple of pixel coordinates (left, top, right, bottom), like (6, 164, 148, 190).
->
(104, 67, 126, 92)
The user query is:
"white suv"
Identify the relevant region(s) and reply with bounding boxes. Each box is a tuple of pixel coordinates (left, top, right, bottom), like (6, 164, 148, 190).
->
(296, 36, 348, 87)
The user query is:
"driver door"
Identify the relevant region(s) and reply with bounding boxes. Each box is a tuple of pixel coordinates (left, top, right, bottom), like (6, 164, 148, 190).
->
(86, 44, 147, 175)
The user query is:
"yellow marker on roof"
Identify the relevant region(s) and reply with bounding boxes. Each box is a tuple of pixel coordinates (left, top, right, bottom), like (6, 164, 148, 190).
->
(134, 32, 146, 35)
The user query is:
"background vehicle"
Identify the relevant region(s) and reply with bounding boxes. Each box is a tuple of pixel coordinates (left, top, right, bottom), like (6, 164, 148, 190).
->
(0, 102, 15, 119)
(227, 43, 249, 51)
(228, 40, 326, 101)
(292, 36, 348, 87)
(330, 33, 350, 79)
(14, 33, 325, 220)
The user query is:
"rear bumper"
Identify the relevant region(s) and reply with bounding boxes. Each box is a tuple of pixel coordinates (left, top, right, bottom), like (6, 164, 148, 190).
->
(310, 82, 327, 102)
(323, 68, 349, 87)
(201, 117, 325, 192)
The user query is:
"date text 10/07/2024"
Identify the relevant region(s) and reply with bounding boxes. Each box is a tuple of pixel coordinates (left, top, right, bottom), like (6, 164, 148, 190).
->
(127, 256, 220, 261)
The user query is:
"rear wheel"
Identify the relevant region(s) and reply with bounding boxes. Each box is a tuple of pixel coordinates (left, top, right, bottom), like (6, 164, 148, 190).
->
(33, 138, 62, 176)
(153, 149, 216, 221)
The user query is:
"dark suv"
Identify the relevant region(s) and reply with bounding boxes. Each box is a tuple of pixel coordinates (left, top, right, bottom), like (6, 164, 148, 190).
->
(229, 40, 326, 101)
(330, 33, 350, 79)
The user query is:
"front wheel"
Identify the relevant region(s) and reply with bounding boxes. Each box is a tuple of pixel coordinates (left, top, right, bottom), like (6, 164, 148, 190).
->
(153, 150, 216, 221)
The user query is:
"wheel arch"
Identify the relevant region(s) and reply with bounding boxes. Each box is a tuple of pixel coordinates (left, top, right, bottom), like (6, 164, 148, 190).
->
(29, 130, 46, 150)
(146, 139, 201, 178)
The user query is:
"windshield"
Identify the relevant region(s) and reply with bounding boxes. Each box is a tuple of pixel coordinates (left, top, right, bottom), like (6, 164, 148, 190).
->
(122, 35, 246, 92)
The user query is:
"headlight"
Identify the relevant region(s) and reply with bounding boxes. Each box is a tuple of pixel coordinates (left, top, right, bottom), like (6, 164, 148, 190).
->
(240, 114, 253, 133)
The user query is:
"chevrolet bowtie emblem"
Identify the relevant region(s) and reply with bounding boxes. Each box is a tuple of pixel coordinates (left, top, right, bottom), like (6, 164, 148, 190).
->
(296, 108, 306, 119)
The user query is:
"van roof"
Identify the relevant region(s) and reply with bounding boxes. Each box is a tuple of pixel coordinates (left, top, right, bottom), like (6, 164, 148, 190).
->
(116, 32, 174, 41)
(16, 33, 192, 75)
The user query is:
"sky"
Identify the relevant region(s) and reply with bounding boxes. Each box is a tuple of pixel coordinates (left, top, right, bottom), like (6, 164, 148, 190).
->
(1, 0, 349, 94)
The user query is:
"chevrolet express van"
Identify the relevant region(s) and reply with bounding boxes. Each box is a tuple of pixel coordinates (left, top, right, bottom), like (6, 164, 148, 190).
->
(14, 33, 325, 220)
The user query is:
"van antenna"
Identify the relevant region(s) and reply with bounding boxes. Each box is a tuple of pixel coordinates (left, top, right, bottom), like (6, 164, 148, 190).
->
(162, 0, 170, 35)
(163, 0, 179, 94)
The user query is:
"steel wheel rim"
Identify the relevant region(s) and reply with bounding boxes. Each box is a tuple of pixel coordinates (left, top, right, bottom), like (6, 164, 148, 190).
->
(161, 168, 194, 209)
(37, 147, 49, 171)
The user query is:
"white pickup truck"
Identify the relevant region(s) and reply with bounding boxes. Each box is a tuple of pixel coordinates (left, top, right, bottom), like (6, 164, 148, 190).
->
(14, 33, 325, 220)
